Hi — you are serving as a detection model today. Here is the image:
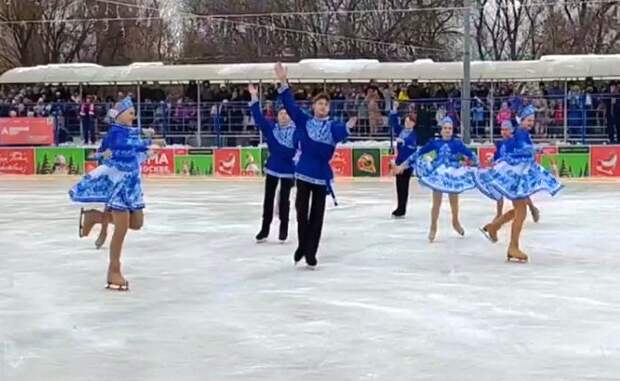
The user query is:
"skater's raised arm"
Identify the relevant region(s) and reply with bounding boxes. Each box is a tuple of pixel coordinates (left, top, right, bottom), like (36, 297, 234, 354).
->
(389, 101, 403, 135)
(331, 117, 356, 144)
(275, 63, 309, 128)
(248, 84, 273, 137)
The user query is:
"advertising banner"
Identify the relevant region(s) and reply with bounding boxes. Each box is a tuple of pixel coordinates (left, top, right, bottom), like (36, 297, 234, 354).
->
(330, 148, 353, 177)
(142, 148, 175, 176)
(381, 154, 396, 177)
(35, 147, 84, 175)
(0, 117, 54, 146)
(352, 148, 380, 177)
(175, 157, 213, 176)
(240, 148, 262, 176)
(0, 148, 35, 175)
(541, 152, 590, 178)
(214, 148, 241, 176)
(590, 146, 620, 177)
(478, 147, 496, 168)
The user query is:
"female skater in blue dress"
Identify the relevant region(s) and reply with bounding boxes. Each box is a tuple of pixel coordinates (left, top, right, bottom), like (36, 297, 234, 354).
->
(394, 117, 478, 242)
(475, 105, 563, 262)
(69, 97, 154, 290)
(490, 121, 540, 222)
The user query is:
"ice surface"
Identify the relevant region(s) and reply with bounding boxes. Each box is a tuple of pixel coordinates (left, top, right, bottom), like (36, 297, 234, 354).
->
(1, 177, 619, 381)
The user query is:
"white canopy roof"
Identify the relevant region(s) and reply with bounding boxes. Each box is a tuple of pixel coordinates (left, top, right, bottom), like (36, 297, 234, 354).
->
(2, 55, 619, 84)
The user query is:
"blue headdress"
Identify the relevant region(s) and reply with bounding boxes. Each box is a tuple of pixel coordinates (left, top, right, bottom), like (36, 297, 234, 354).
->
(115, 96, 134, 117)
(500, 120, 514, 130)
(440, 116, 454, 127)
(519, 105, 535, 120)
(105, 96, 134, 124)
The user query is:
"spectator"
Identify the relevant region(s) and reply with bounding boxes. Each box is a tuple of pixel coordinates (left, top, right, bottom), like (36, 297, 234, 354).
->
(496, 102, 512, 126)
(472, 101, 485, 135)
(80, 95, 96, 144)
(365, 87, 382, 135)
(397, 87, 410, 102)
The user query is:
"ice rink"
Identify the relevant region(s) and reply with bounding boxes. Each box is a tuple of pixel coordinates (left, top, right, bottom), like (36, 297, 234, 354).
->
(1, 177, 619, 381)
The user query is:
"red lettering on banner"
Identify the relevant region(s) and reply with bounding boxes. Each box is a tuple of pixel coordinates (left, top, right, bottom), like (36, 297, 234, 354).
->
(141, 148, 174, 175)
(0, 148, 35, 175)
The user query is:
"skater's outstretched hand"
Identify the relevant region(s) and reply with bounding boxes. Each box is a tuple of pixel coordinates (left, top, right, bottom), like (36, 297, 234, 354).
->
(143, 128, 156, 138)
(152, 139, 166, 147)
(248, 83, 258, 96)
(274, 62, 288, 83)
(346, 116, 358, 130)
(103, 149, 112, 159)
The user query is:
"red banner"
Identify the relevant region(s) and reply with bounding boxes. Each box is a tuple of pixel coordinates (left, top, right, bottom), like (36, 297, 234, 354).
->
(591, 146, 620, 177)
(214, 148, 241, 176)
(0, 148, 35, 175)
(381, 155, 396, 177)
(478, 147, 496, 168)
(142, 148, 174, 175)
(0, 118, 54, 146)
(330, 148, 353, 177)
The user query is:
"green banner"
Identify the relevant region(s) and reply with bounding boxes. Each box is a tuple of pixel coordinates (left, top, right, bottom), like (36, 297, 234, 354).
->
(174, 155, 213, 176)
(352, 148, 380, 177)
(35, 147, 85, 175)
(541, 153, 590, 178)
(241, 147, 262, 176)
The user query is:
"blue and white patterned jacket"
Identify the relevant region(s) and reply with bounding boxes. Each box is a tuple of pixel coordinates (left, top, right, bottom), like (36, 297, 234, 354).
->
(250, 101, 296, 178)
(278, 85, 350, 201)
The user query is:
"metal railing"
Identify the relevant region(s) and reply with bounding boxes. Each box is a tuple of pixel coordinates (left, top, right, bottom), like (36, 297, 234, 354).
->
(2, 93, 616, 146)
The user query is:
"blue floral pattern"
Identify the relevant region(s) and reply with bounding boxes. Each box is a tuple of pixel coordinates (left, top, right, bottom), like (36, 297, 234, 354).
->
(474, 160, 563, 201)
(272, 125, 296, 149)
(415, 140, 478, 194)
(306, 118, 335, 145)
(69, 124, 148, 211)
(475, 128, 563, 200)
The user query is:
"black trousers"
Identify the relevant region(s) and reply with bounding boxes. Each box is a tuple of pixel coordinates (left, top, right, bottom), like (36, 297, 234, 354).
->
(608, 117, 616, 143)
(394, 168, 413, 214)
(295, 179, 327, 264)
(261, 174, 294, 230)
(82, 119, 95, 144)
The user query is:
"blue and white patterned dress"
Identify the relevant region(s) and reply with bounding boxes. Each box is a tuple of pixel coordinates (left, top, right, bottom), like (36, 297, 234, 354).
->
(474, 128, 563, 201)
(69, 124, 150, 211)
(405, 138, 478, 194)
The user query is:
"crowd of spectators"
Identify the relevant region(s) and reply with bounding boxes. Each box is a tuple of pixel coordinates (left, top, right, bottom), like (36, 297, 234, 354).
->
(1, 77, 619, 145)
